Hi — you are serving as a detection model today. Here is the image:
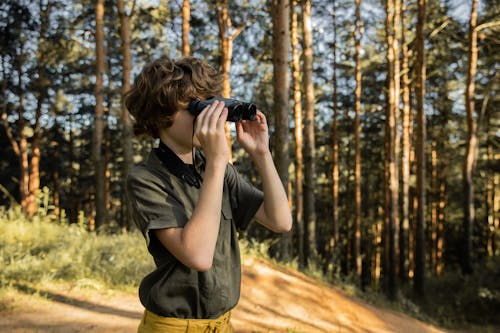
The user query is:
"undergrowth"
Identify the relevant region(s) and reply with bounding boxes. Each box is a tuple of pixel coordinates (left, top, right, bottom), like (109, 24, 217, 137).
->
(0, 205, 155, 290)
(1, 203, 499, 331)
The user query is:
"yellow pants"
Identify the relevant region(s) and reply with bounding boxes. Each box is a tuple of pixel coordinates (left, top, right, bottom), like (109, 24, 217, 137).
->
(137, 309, 234, 333)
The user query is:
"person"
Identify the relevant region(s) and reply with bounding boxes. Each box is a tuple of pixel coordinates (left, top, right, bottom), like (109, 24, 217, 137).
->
(124, 55, 292, 333)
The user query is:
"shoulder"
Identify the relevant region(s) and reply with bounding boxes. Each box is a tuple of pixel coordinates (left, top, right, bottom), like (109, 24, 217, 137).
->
(127, 154, 173, 194)
(127, 163, 156, 186)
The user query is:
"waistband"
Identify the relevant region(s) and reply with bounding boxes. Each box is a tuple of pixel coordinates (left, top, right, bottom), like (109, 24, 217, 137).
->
(142, 309, 232, 332)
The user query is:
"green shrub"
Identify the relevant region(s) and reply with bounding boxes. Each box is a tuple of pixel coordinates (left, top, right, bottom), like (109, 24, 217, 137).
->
(414, 257, 500, 327)
(0, 206, 155, 289)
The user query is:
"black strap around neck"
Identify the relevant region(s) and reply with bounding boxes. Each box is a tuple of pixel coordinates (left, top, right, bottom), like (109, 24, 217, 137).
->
(155, 141, 203, 188)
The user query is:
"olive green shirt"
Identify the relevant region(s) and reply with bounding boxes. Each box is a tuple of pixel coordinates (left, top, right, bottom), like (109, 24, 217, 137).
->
(126, 148, 263, 319)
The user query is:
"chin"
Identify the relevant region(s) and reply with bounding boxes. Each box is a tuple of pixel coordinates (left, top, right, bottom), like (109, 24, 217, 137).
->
(192, 138, 202, 148)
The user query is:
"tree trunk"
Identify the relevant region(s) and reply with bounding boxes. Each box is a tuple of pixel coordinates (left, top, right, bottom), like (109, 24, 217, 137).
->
(1, 55, 27, 211)
(105, 118, 111, 220)
(494, 172, 500, 256)
(182, 0, 191, 57)
(384, 0, 400, 299)
(462, 0, 478, 275)
(353, 0, 363, 281)
(117, 0, 134, 230)
(271, 0, 291, 261)
(291, 0, 305, 268)
(16, 40, 30, 213)
(436, 161, 446, 274)
(431, 140, 438, 273)
(93, 0, 106, 231)
(27, 91, 42, 217)
(301, 0, 317, 265)
(19, 100, 29, 212)
(414, 0, 427, 297)
(215, 0, 234, 162)
(26, 0, 51, 217)
(400, 0, 410, 284)
(331, 0, 340, 270)
(52, 122, 61, 219)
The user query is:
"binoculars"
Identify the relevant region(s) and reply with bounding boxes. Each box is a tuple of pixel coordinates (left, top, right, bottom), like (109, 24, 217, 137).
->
(188, 97, 257, 122)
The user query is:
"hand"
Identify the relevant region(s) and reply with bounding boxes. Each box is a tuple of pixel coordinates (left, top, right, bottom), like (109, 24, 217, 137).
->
(194, 100, 229, 166)
(236, 111, 270, 158)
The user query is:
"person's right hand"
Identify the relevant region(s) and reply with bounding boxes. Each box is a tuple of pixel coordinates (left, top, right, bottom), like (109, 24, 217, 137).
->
(194, 100, 229, 167)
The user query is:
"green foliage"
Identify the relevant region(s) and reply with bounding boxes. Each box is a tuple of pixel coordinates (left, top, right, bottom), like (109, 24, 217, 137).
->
(239, 237, 275, 260)
(416, 259, 500, 328)
(0, 205, 155, 290)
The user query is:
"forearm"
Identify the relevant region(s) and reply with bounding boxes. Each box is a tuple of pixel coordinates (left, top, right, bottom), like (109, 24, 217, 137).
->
(253, 152, 292, 233)
(156, 162, 225, 271)
(180, 163, 225, 268)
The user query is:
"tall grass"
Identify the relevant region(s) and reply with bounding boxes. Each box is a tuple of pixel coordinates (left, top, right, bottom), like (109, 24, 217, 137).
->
(0, 205, 155, 289)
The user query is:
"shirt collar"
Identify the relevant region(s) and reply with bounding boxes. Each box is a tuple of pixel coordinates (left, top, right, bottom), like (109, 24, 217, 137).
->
(149, 142, 205, 188)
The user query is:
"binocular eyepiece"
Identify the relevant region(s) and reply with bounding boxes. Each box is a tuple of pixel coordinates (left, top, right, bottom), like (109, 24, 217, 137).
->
(188, 97, 257, 122)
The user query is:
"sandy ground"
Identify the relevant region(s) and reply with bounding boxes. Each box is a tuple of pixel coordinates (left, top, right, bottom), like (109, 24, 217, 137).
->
(0, 257, 452, 333)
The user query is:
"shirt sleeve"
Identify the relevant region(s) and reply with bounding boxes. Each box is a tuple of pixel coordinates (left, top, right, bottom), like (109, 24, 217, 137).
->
(225, 163, 264, 231)
(126, 166, 188, 245)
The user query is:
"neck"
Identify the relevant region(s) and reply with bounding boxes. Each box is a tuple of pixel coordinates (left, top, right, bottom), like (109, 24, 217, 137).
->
(158, 137, 193, 164)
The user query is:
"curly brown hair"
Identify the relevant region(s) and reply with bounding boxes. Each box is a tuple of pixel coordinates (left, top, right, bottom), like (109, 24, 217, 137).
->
(124, 56, 223, 138)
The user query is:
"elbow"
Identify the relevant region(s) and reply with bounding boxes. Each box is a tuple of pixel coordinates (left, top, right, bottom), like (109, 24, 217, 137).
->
(280, 219, 293, 233)
(273, 215, 293, 233)
(187, 256, 213, 272)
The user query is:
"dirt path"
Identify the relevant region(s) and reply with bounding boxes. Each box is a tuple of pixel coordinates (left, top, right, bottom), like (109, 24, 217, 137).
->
(1, 257, 449, 333)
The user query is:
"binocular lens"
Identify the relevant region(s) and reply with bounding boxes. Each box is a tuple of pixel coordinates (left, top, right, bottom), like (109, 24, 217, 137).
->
(188, 97, 257, 122)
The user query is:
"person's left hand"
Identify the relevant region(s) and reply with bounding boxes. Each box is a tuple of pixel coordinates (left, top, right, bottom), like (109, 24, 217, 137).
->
(235, 110, 269, 157)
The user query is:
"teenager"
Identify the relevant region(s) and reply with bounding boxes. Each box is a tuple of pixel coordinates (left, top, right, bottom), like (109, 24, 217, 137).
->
(125, 55, 292, 332)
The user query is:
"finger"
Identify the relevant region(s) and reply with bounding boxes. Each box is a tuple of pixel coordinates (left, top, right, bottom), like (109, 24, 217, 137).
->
(196, 100, 219, 133)
(235, 121, 243, 137)
(195, 103, 212, 130)
(208, 101, 225, 130)
(217, 107, 228, 129)
(256, 110, 266, 125)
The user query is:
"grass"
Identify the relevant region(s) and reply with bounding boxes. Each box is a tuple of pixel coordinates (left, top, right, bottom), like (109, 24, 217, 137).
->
(1, 203, 499, 332)
(0, 205, 155, 290)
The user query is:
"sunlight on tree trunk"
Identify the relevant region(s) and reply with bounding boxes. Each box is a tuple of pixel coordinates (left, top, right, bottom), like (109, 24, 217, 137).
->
(182, 0, 190, 57)
(271, 0, 291, 261)
(384, 0, 401, 299)
(291, 0, 305, 269)
(215, 0, 234, 162)
(462, 0, 478, 275)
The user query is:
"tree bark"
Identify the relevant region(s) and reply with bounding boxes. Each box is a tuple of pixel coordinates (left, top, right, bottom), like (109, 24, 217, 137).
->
(436, 160, 446, 274)
(414, 0, 427, 297)
(271, 0, 291, 261)
(301, 0, 317, 264)
(93, 0, 106, 231)
(215, 0, 235, 162)
(18, 66, 29, 213)
(384, 0, 401, 299)
(26, 0, 51, 217)
(331, 0, 340, 270)
(462, 0, 478, 275)
(353, 0, 363, 281)
(182, 0, 191, 57)
(291, 0, 305, 268)
(117, 0, 134, 230)
(431, 140, 438, 273)
(400, 0, 410, 284)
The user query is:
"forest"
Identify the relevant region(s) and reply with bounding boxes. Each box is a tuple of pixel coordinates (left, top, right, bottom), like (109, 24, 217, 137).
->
(0, 0, 499, 329)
